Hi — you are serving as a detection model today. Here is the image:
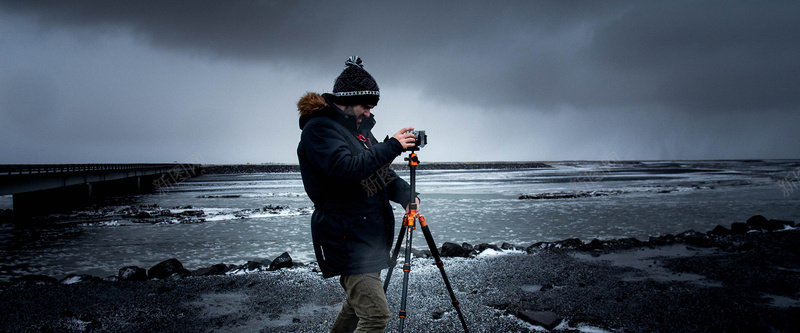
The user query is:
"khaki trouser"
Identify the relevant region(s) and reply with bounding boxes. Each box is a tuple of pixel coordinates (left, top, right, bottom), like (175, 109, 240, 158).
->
(331, 272, 391, 333)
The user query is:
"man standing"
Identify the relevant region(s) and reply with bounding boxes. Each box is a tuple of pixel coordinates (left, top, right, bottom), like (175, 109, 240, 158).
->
(297, 56, 418, 332)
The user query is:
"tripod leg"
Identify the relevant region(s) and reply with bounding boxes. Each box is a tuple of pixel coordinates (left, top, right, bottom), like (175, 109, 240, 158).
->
(398, 221, 415, 333)
(418, 215, 470, 333)
(384, 222, 407, 293)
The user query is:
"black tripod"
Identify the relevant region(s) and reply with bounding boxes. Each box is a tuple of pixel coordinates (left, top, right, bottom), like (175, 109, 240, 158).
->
(383, 151, 469, 333)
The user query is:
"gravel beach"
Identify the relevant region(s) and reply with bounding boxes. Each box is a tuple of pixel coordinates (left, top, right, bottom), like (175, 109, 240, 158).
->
(1, 225, 798, 332)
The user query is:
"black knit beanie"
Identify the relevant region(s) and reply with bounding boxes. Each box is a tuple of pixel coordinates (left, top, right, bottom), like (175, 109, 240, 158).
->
(332, 56, 380, 106)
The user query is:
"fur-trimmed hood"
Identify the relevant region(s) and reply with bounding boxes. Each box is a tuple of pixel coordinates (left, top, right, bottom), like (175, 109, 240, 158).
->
(297, 92, 334, 130)
(297, 92, 329, 118)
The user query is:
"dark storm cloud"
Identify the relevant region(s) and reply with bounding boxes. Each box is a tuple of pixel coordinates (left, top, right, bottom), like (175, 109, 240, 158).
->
(0, 0, 337, 60)
(2, 0, 798, 114)
(586, 1, 800, 113)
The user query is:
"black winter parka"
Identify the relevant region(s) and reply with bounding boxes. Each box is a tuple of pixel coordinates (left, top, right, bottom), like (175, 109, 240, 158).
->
(297, 92, 412, 278)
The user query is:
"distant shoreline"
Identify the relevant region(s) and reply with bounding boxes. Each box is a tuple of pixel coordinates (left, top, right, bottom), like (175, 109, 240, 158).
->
(198, 159, 800, 174)
(200, 161, 554, 174)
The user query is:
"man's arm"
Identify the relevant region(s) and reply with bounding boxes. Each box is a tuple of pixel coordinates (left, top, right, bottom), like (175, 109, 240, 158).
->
(300, 120, 404, 183)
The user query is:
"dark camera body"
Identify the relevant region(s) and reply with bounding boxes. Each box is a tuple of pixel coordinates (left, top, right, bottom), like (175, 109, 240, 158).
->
(406, 130, 427, 150)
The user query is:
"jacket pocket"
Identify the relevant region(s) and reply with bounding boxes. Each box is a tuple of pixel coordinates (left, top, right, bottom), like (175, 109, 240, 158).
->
(311, 210, 349, 264)
(346, 210, 388, 260)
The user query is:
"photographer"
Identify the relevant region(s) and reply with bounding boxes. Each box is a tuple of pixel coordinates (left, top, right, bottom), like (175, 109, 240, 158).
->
(296, 56, 419, 332)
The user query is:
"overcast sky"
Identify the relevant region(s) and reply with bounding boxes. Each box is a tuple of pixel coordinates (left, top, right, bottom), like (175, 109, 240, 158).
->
(1, 1, 799, 164)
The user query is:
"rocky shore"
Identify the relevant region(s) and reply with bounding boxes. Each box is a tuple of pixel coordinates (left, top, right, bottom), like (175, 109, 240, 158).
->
(1, 216, 798, 332)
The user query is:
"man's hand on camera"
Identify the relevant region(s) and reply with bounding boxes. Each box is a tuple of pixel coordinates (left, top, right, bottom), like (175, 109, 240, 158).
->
(392, 127, 416, 150)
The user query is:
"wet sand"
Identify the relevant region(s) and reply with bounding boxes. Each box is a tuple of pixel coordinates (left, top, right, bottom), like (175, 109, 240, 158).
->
(1, 228, 798, 332)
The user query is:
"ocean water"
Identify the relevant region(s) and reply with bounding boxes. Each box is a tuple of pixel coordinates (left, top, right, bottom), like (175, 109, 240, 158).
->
(1, 160, 799, 282)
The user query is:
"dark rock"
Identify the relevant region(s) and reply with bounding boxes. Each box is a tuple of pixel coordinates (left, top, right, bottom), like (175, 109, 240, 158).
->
(557, 238, 583, 249)
(519, 190, 625, 200)
(525, 242, 547, 253)
(760, 220, 786, 231)
(157, 286, 172, 294)
(181, 210, 204, 217)
(461, 242, 474, 253)
(709, 225, 731, 235)
(119, 266, 148, 281)
(617, 237, 643, 249)
(411, 248, 431, 258)
(520, 192, 583, 200)
(581, 239, 605, 251)
(475, 243, 501, 253)
(263, 204, 286, 211)
(500, 242, 517, 250)
(730, 222, 750, 234)
(12, 275, 58, 285)
(191, 263, 229, 276)
(516, 310, 563, 330)
(746, 215, 768, 225)
(746, 215, 785, 231)
(148, 258, 186, 279)
(234, 261, 265, 273)
(432, 310, 445, 320)
(770, 219, 795, 228)
(135, 211, 154, 218)
(268, 252, 293, 271)
(441, 242, 471, 258)
(648, 234, 676, 246)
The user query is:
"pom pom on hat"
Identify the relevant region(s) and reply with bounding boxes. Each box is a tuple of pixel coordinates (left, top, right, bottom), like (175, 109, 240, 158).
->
(332, 56, 380, 106)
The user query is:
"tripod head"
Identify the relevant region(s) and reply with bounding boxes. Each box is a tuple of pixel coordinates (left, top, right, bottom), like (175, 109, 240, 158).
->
(404, 151, 420, 165)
